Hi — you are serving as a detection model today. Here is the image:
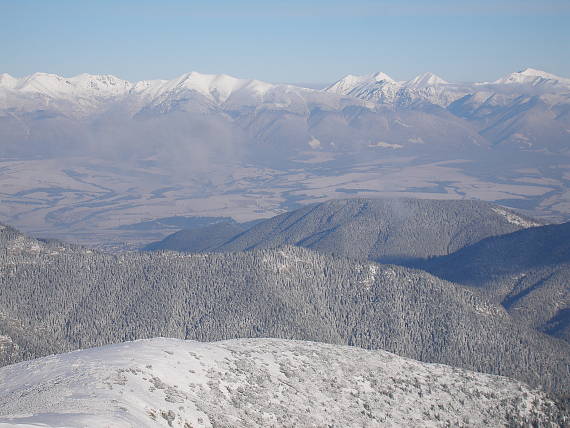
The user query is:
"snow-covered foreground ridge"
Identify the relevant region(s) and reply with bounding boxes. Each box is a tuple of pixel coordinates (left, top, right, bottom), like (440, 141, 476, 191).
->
(0, 338, 565, 428)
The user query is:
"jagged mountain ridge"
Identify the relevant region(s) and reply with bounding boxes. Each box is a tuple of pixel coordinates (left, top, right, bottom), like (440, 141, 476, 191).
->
(1, 224, 569, 394)
(3, 67, 567, 109)
(325, 67, 570, 151)
(145, 198, 541, 264)
(0, 338, 567, 427)
(325, 67, 570, 107)
(0, 70, 358, 117)
(325, 70, 461, 107)
(2, 67, 568, 134)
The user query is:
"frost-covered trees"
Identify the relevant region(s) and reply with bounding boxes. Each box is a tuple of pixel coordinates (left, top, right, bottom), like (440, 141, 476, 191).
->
(1, 225, 569, 395)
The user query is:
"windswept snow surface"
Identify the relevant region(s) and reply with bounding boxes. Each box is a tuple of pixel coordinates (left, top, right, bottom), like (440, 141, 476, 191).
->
(0, 338, 563, 427)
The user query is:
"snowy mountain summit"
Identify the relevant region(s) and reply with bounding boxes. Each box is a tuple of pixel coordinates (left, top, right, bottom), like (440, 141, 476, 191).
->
(325, 70, 462, 106)
(404, 72, 448, 88)
(0, 338, 565, 427)
(133, 71, 276, 105)
(494, 67, 570, 87)
(325, 71, 395, 93)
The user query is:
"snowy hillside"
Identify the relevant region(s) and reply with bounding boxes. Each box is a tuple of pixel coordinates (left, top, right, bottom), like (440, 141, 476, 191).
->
(0, 338, 565, 427)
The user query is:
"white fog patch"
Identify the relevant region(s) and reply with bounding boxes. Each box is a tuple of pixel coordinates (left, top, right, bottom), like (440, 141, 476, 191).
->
(394, 119, 411, 128)
(513, 133, 530, 141)
(408, 137, 425, 144)
(369, 141, 403, 149)
(308, 137, 321, 149)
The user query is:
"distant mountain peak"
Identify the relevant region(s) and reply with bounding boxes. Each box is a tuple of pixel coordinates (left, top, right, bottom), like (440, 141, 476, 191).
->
(405, 72, 448, 88)
(0, 73, 17, 89)
(518, 67, 557, 77)
(0, 71, 133, 98)
(325, 71, 396, 94)
(325, 70, 465, 106)
(371, 71, 395, 82)
(494, 68, 570, 86)
(167, 71, 275, 103)
(72, 72, 128, 83)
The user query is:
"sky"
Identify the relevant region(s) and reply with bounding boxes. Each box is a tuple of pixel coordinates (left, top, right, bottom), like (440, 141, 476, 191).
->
(1, 0, 569, 84)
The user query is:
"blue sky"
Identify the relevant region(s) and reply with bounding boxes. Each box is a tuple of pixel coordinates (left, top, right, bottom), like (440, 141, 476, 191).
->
(1, 0, 569, 84)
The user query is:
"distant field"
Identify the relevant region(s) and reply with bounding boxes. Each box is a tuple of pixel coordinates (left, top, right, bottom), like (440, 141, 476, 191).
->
(1, 150, 568, 250)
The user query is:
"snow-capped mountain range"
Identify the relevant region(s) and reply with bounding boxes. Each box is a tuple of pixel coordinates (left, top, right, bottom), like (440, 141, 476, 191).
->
(325, 68, 570, 107)
(1, 66, 565, 156)
(1, 67, 568, 112)
(0, 72, 324, 111)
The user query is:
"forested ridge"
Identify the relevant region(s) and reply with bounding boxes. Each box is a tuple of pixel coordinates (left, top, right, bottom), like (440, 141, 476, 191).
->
(420, 221, 570, 343)
(145, 198, 539, 265)
(145, 198, 570, 347)
(1, 223, 569, 395)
